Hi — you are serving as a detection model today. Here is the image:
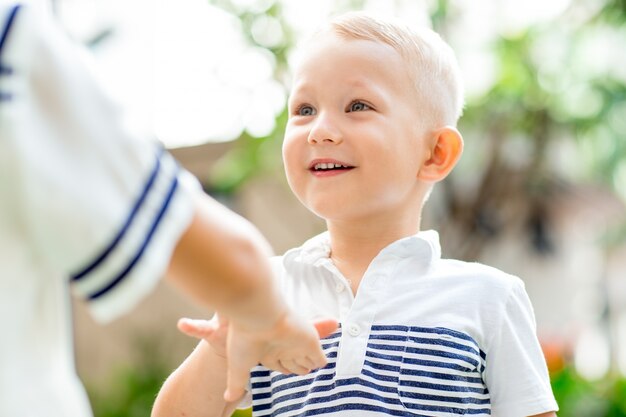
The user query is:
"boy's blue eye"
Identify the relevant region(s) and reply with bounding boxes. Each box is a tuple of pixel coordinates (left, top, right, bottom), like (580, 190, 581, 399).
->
(348, 101, 370, 112)
(298, 105, 316, 116)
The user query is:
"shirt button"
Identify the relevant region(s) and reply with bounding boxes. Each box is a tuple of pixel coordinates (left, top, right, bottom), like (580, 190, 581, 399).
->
(348, 323, 361, 337)
(335, 282, 345, 293)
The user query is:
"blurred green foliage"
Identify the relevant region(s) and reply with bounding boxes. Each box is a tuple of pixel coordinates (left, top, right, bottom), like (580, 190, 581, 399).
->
(552, 366, 626, 417)
(209, 109, 288, 195)
(84, 334, 253, 417)
(86, 336, 171, 417)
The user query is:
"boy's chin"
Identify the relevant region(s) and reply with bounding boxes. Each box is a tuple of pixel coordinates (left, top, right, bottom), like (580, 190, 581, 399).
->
(306, 205, 346, 222)
(308, 205, 373, 224)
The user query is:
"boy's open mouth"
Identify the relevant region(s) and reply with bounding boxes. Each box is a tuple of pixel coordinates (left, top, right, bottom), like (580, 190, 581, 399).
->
(311, 162, 354, 172)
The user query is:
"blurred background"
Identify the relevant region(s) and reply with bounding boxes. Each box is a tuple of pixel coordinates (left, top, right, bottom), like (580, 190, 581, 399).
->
(43, 0, 626, 415)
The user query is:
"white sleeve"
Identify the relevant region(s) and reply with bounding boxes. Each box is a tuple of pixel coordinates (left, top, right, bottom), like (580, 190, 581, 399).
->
(0, 3, 200, 323)
(484, 279, 559, 417)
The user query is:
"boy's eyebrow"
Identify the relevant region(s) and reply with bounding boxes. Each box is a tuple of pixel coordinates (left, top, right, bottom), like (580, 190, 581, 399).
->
(289, 81, 313, 97)
(294, 76, 370, 89)
(290, 78, 385, 100)
(286, 92, 305, 108)
(287, 83, 315, 108)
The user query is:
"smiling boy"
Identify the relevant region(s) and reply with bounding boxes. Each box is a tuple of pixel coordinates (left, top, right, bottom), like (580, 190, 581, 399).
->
(152, 12, 559, 417)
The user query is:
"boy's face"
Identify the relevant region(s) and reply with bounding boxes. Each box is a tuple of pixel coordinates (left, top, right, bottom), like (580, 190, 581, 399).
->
(283, 32, 432, 223)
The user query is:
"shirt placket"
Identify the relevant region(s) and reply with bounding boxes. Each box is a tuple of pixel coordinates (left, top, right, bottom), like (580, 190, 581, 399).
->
(320, 255, 398, 378)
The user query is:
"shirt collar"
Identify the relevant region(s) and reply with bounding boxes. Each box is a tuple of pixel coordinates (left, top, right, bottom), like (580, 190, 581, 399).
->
(283, 230, 442, 268)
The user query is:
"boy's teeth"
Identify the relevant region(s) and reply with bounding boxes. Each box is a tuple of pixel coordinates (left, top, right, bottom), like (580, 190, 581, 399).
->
(314, 163, 347, 170)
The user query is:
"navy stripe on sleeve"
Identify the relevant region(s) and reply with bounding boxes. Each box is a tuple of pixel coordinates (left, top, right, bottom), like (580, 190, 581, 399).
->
(71, 147, 165, 281)
(86, 173, 179, 300)
(0, 4, 20, 60)
(0, 3, 20, 101)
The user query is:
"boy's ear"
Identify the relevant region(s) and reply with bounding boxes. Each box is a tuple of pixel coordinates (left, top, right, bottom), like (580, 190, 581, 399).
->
(417, 126, 463, 182)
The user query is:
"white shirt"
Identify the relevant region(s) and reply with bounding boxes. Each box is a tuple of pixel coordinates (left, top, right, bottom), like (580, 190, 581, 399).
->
(246, 231, 558, 417)
(0, 3, 198, 416)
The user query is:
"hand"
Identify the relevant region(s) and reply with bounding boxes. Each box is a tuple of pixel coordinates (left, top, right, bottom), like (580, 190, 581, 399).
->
(223, 312, 338, 401)
(178, 312, 338, 402)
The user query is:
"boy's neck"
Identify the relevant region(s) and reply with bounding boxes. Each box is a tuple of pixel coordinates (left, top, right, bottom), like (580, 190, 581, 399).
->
(326, 216, 421, 294)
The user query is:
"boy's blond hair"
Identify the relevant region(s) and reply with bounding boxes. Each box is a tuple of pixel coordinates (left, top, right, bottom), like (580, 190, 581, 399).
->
(321, 12, 464, 128)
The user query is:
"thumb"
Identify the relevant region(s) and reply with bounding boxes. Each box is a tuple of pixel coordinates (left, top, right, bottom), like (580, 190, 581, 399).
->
(177, 318, 217, 340)
(313, 318, 339, 339)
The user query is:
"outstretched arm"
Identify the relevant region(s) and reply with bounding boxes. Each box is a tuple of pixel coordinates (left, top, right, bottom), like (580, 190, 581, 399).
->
(165, 193, 284, 329)
(152, 316, 338, 416)
(164, 194, 337, 398)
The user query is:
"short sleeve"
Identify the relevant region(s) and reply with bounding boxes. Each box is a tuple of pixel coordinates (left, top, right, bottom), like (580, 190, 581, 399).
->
(0, 3, 201, 323)
(484, 279, 559, 417)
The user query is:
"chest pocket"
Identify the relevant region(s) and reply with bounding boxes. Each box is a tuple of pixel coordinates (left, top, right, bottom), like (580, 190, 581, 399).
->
(396, 327, 490, 416)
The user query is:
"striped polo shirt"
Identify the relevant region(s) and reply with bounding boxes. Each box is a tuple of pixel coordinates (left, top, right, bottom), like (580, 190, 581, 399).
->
(243, 231, 558, 417)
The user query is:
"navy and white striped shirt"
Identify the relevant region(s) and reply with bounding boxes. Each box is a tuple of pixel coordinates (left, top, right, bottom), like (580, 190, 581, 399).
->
(242, 231, 558, 416)
(251, 325, 490, 416)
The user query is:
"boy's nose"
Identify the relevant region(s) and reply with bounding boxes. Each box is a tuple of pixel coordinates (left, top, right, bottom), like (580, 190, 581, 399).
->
(307, 115, 343, 145)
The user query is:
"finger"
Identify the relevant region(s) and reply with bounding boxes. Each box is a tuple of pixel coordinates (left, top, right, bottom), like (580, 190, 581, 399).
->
(261, 359, 292, 375)
(295, 356, 317, 370)
(281, 358, 311, 375)
(224, 357, 252, 402)
(313, 318, 339, 339)
(177, 318, 217, 339)
(308, 346, 329, 370)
